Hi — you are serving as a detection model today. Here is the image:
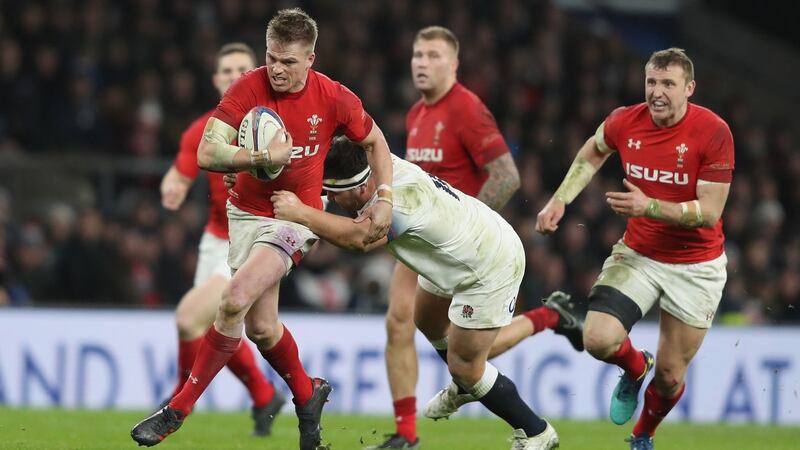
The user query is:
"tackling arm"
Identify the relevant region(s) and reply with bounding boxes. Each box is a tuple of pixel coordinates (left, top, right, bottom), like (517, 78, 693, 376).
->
(477, 153, 520, 210)
(272, 191, 387, 252)
(356, 124, 394, 244)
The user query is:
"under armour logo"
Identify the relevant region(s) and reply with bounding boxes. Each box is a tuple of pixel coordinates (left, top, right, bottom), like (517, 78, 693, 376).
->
(627, 138, 641, 150)
(285, 236, 297, 247)
(189, 375, 199, 384)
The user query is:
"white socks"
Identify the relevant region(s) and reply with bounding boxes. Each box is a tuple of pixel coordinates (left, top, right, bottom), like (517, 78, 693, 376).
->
(466, 362, 499, 399)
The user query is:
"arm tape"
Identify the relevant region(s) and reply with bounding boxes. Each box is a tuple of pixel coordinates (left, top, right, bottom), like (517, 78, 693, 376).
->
(679, 200, 703, 227)
(202, 121, 240, 171)
(554, 156, 598, 204)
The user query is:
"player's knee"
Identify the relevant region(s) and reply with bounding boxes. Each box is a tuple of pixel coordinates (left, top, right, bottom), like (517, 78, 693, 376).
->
(583, 328, 619, 360)
(386, 312, 415, 343)
(220, 283, 252, 317)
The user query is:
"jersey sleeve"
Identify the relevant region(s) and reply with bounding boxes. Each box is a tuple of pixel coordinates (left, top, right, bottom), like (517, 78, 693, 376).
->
(212, 74, 258, 131)
(335, 83, 374, 142)
(172, 121, 203, 179)
(456, 101, 509, 167)
(595, 106, 626, 153)
(698, 120, 735, 183)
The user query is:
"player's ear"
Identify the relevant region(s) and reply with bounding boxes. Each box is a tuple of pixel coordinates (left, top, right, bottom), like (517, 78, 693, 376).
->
(306, 50, 315, 67)
(685, 79, 696, 98)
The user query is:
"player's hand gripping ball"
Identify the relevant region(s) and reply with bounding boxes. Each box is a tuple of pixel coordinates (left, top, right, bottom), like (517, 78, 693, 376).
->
(239, 106, 286, 180)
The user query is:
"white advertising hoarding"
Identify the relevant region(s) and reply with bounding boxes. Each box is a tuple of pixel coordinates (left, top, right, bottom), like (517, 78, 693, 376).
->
(1, 309, 798, 424)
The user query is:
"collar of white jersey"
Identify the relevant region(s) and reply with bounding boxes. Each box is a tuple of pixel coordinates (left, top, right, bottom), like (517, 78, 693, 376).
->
(323, 166, 371, 192)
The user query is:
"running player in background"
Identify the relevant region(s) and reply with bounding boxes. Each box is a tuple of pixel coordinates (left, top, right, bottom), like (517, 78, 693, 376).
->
(536, 48, 734, 450)
(131, 8, 393, 450)
(158, 42, 284, 437)
(372, 26, 583, 450)
(272, 136, 560, 450)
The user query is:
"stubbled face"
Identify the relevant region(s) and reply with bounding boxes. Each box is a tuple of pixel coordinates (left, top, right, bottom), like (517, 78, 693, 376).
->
(411, 38, 457, 95)
(645, 63, 695, 127)
(327, 185, 368, 215)
(266, 39, 315, 93)
(213, 52, 256, 97)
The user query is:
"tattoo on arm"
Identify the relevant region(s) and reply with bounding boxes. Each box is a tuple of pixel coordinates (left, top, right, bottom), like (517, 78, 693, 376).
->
(478, 153, 520, 211)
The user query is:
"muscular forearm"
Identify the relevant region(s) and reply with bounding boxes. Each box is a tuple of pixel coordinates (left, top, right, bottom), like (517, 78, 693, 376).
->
(198, 117, 258, 172)
(553, 137, 610, 204)
(296, 207, 386, 252)
(197, 140, 253, 172)
(478, 154, 520, 210)
(644, 198, 720, 228)
(362, 127, 393, 202)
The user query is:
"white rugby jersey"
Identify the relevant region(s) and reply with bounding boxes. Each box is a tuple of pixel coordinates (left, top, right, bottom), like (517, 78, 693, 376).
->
(361, 156, 524, 293)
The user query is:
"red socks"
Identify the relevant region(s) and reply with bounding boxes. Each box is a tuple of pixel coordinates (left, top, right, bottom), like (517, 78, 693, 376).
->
(170, 326, 240, 415)
(633, 382, 685, 437)
(260, 325, 313, 406)
(172, 337, 202, 398)
(227, 342, 275, 407)
(393, 396, 417, 442)
(604, 337, 646, 379)
(523, 307, 560, 335)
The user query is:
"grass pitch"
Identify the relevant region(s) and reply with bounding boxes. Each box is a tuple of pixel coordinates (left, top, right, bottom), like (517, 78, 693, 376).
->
(0, 408, 796, 449)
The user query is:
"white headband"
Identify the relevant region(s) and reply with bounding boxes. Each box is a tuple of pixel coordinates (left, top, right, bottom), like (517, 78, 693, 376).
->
(322, 166, 371, 192)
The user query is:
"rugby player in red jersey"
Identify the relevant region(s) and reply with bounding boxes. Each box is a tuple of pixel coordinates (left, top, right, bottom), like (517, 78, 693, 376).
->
(158, 43, 284, 437)
(536, 48, 734, 450)
(369, 26, 585, 450)
(132, 9, 393, 450)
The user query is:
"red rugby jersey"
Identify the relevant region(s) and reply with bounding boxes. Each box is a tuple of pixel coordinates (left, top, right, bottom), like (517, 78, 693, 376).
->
(173, 108, 229, 239)
(600, 102, 734, 263)
(405, 83, 509, 197)
(213, 67, 374, 216)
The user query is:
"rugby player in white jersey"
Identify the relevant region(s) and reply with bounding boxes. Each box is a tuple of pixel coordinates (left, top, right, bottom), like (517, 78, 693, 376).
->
(271, 136, 560, 450)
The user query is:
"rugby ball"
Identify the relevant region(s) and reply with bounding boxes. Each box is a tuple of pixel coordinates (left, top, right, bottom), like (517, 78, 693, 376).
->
(238, 106, 286, 180)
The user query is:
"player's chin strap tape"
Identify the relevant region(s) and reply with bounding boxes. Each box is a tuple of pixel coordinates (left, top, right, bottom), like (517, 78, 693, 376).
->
(323, 166, 371, 192)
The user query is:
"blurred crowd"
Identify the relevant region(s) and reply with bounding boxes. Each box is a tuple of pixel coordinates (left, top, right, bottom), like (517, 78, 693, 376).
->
(1, 0, 797, 323)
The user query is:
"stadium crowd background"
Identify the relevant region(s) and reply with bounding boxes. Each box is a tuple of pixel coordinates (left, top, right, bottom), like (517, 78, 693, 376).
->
(0, 0, 797, 325)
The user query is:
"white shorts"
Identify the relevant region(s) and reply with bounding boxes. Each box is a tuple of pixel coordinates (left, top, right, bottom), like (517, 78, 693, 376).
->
(417, 237, 524, 330)
(194, 231, 232, 286)
(594, 240, 727, 329)
(227, 201, 318, 274)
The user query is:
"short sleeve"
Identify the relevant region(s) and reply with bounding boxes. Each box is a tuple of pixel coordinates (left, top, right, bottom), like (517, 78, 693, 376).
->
(335, 83, 374, 142)
(596, 106, 626, 153)
(172, 122, 203, 179)
(698, 121, 735, 183)
(456, 102, 509, 167)
(212, 74, 258, 130)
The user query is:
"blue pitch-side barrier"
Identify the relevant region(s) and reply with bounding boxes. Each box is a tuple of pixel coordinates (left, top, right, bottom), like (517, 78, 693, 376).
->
(1, 309, 798, 424)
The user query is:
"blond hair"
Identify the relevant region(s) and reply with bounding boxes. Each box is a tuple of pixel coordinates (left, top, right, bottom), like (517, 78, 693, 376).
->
(266, 8, 318, 51)
(415, 26, 459, 56)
